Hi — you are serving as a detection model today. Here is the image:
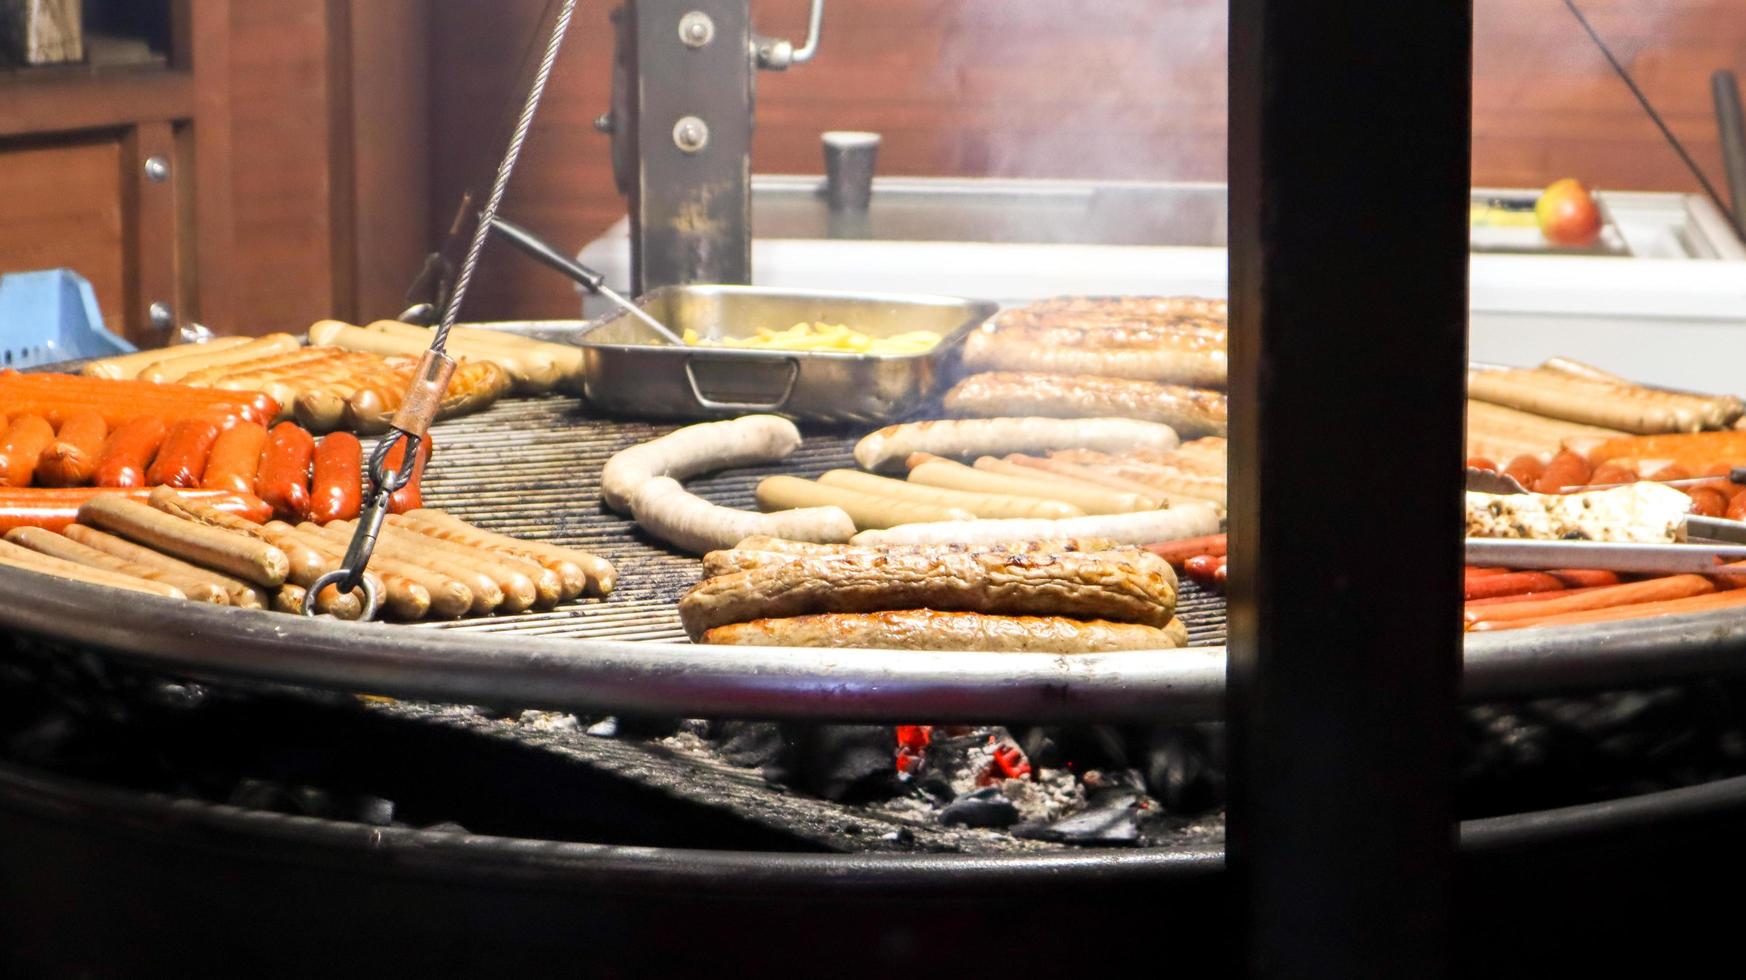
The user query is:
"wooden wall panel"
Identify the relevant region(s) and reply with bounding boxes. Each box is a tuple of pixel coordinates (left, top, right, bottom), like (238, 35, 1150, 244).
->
(424, 0, 1746, 322)
(224, 0, 340, 333)
(0, 138, 128, 333)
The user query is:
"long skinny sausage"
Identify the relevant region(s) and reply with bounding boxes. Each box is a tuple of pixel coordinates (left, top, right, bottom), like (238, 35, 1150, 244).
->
(82, 336, 254, 380)
(299, 521, 472, 619)
(397, 510, 613, 598)
(35, 411, 107, 487)
(81, 495, 290, 587)
(853, 417, 1181, 472)
(755, 475, 974, 530)
(908, 455, 1157, 514)
(817, 469, 1084, 520)
(338, 520, 510, 614)
(0, 536, 185, 599)
(63, 524, 267, 609)
(8, 526, 228, 604)
(136, 335, 300, 383)
(848, 505, 1221, 548)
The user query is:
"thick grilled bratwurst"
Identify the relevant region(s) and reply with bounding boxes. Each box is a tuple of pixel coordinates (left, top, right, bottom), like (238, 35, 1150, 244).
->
(677, 549, 1178, 639)
(943, 371, 1228, 437)
(701, 610, 1190, 652)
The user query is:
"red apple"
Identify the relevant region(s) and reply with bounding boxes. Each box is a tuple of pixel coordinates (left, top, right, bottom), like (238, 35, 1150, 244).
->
(1535, 178, 1602, 247)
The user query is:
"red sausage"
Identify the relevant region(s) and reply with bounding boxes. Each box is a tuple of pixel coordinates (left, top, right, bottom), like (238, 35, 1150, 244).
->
(94, 417, 169, 488)
(1502, 455, 1546, 490)
(1534, 451, 1593, 495)
(384, 435, 433, 515)
(256, 422, 315, 523)
(309, 432, 363, 524)
(0, 488, 270, 534)
(145, 419, 223, 489)
(202, 422, 270, 495)
(1183, 554, 1223, 587)
(0, 415, 55, 487)
(1464, 571, 1566, 601)
(1688, 487, 1729, 518)
(34, 411, 108, 487)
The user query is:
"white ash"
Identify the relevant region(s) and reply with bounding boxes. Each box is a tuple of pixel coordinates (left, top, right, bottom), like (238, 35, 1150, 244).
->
(515, 710, 581, 732)
(1002, 769, 1084, 823)
(657, 729, 714, 756)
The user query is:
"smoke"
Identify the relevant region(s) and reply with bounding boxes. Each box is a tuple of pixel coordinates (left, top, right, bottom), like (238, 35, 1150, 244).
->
(922, 1, 1229, 183)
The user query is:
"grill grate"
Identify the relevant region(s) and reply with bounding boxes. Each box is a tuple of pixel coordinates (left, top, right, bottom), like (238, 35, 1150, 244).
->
(414, 397, 1228, 645)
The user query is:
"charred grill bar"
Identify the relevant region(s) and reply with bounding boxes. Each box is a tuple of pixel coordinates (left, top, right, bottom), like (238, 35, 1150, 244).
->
(1228, 0, 1472, 974)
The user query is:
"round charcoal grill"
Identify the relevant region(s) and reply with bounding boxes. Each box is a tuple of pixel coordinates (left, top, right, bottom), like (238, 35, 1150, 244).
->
(7, 394, 1746, 973)
(5, 396, 1746, 721)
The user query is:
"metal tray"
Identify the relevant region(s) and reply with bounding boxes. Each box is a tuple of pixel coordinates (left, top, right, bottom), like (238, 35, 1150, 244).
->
(575, 285, 996, 423)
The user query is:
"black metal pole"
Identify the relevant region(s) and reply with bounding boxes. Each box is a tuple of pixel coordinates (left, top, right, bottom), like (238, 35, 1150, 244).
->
(1712, 70, 1746, 238)
(1226, 0, 1471, 975)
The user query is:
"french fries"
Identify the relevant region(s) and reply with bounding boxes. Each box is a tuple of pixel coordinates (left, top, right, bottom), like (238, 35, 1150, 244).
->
(680, 322, 941, 355)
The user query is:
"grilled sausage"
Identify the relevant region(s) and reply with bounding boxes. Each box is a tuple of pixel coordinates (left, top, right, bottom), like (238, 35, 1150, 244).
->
(256, 422, 315, 523)
(0, 373, 278, 427)
(377, 519, 563, 611)
(853, 418, 1181, 473)
(600, 415, 803, 513)
(34, 411, 107, 487)
(701, 610, 1190, 651)
(94, 417, 169, 488)
(1469, 367, 1741, 434)
(678, 550, 1179, 640)
(63, 524, 266, 608)
(943, 372, 1228, 437)
(907, 456, 1157, 514)
(336, 520, 510, 615)
(201, 422, 269, 495)
(356, 320, 563, 395)
(727, 535, 1120, 560)
(755, 475, 974, 530)
(309, 432, 363, 524)
(0, 488, 266, 535)
(704, 542, 1141, 578)
(630, 477, 855, 555)
(0, 536, 186, 599)
(82, 336, 256, 380)
(299, 521, 472, 619)
(255, 522, 379, 619)
(137, 335, 301, 383)
(1010, 453, 1227, 509)
(309, 320, 558, 396)
(0, 415, 55, 486)
(962, 324, 1227, 388)
(817, 468, 1084, 520)
(8, 526, 228, 604)
(383, 435, 432, 515)
(396, 509, 613, 598)
(970, 457, 1165, 511)
(848, 505, 1221, 548)
(146, 419, 222, 489)
(81, 495, 290, 587)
